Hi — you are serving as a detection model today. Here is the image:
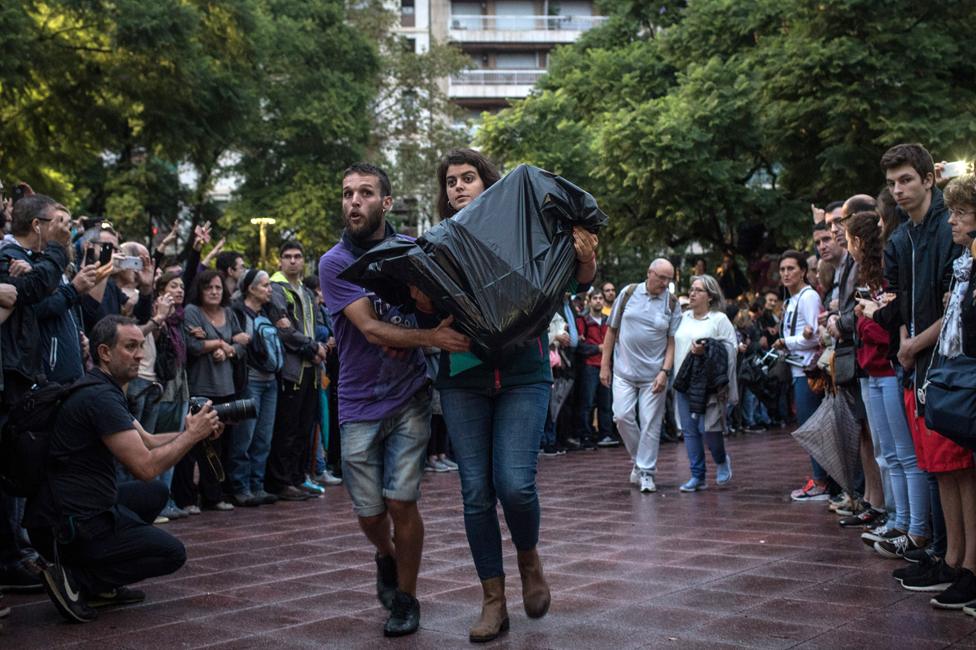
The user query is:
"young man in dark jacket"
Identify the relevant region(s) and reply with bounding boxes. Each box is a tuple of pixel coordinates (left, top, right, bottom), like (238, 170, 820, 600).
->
(879, 143, 970, 602)
(267, 241, 328, 502)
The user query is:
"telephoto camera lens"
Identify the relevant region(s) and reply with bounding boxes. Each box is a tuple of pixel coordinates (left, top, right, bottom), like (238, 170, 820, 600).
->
(213, 399, 257, 422)
(188, 396, 257, 422)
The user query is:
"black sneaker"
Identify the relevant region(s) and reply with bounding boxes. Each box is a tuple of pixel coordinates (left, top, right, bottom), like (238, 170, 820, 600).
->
(596, 435, 620, 447)
(581, 437, 598, 451)
(901, 559, 963, 593)
(540, 445, 560, 457)
(38, 559, 96, 623)
(563, 438, 582, 452)
(87, 586, 146, 609)
(383, 590, 420, 637)
(375, 553, 398, 610)
(904, 547, 936, 564)
(861, 523, 896, 547)
(839, 508, 885, 528)
(931, 569, 976, 609)
(0, 558, 44, 593)
(875, 533, 928, 560)
(894, 552, 937, 582)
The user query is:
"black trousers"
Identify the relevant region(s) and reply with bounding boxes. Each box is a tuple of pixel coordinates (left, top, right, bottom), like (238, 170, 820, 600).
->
(266, 367, 318, 491)
(29, 480, 186, 597)
(427, 414, 448, 456)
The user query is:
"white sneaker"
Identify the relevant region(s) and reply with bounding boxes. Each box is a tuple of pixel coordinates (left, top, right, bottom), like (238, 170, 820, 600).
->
(639, 473, 656, 493)
(316, 469, 342, 486)
(629, 466, 640, 486)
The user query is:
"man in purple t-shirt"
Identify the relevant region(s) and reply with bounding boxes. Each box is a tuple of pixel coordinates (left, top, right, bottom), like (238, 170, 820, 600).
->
(319, 163, 469, 638)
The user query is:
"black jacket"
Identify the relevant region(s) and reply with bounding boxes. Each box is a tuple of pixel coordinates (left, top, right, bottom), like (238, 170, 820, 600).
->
(0, 241, 70, 400)
(882, 187, 962, 396)
(673, 338, 729, 414)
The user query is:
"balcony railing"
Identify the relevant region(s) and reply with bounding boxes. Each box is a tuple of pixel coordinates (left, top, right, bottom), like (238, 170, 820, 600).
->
(452, 69, 546, 86)
(449, 14, 607, 32)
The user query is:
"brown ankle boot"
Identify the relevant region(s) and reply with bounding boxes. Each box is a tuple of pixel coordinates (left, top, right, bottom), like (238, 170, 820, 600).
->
(469, 576, 509, 643)
(517, 547, 551, 618)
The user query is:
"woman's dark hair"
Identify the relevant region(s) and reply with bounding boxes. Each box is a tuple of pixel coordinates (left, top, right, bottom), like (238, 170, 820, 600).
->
(846, 211, 884, 291)
(778, 250, 808, 272)
(436, 149, 501, 219)
(189, 268, 229, 307)
(875, 186, 900, 244)
(155, 270, 183, 295)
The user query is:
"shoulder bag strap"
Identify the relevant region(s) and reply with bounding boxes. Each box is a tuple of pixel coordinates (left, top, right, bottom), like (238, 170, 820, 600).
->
(610, 283, 638, 330)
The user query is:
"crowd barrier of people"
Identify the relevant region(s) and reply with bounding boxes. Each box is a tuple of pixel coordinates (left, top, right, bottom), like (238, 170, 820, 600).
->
(0, 142, 974, 642)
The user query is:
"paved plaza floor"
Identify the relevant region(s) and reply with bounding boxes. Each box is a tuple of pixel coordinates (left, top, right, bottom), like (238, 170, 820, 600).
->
(4, 429, 976, 648)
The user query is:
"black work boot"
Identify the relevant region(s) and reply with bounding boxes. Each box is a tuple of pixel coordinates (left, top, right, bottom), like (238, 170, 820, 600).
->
(384, 589, 420, 637)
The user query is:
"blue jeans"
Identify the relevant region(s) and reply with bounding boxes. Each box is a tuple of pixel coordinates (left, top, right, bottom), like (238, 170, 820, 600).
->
(740, 388, 771, 427)
(127, 377, 161, 434)
(674, 390, 727, 481)
(155, 400, 188, 509)
(577, 364, 611, 438)
(793, 376, 826, 481)
(860, 376, 929, 536)
(229, 379, 278, 495)
(440, 383, 549, 580)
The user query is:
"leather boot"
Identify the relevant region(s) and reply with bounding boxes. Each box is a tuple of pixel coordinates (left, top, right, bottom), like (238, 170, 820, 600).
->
(469, 576, 509, 643)
(516, 547, 551, 618)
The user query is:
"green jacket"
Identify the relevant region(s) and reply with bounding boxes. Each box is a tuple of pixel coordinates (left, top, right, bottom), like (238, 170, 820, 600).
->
(435, 333, 553, 393)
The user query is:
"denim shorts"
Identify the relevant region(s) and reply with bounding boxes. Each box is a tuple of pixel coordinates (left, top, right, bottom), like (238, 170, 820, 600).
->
(340, 387, 432, 517)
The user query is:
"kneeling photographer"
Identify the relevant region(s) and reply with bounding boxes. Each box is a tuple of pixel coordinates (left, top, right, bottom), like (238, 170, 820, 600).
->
(23, 314, 223, 623)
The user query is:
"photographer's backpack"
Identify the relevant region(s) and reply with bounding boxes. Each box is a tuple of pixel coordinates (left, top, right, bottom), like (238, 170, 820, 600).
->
(0, 376, 100, 497)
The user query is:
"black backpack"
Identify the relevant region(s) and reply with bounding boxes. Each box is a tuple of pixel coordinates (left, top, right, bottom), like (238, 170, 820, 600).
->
(0, 376, 100, 497)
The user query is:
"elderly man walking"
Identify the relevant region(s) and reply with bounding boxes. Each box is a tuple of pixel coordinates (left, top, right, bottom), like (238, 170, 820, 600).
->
(600, 259, 681, 493)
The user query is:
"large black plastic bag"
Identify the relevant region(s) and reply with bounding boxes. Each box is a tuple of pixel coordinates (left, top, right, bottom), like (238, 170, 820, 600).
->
(339, 164, 608, 356)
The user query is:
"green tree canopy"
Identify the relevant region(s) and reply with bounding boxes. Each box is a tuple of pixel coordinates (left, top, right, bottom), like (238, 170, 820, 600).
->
(479, 0, 976, 283)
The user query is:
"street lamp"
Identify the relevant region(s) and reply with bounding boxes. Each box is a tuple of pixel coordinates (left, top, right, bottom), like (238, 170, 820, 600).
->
(250, 217, 277, 268)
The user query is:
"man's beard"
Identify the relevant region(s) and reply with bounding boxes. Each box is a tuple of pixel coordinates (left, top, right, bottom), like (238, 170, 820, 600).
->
(344, 204, 384, 242)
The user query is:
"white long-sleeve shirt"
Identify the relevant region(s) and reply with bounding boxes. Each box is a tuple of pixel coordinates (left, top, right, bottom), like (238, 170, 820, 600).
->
(781, 285, 823, 377)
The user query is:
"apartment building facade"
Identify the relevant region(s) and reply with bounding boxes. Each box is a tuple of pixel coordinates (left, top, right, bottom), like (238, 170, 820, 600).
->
(399, 0, 605, 119)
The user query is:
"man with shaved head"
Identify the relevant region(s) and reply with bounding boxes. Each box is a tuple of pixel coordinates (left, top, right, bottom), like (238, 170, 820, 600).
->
(599, 258, 681, 493)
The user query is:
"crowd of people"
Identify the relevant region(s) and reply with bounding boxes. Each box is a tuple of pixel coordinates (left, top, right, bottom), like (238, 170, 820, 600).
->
(0, 141, 974, 641)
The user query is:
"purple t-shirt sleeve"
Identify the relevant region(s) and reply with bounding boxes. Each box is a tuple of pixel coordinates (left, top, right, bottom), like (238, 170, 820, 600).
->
(319, 248, 367, 315)
(317, 243, 428, 425)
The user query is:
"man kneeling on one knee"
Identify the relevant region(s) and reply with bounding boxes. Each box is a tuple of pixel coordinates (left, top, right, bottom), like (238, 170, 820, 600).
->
(24, 314, 223, 623)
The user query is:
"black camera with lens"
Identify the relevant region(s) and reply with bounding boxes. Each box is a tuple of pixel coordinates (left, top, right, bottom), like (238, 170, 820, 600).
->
(188, 396, 257, 422)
